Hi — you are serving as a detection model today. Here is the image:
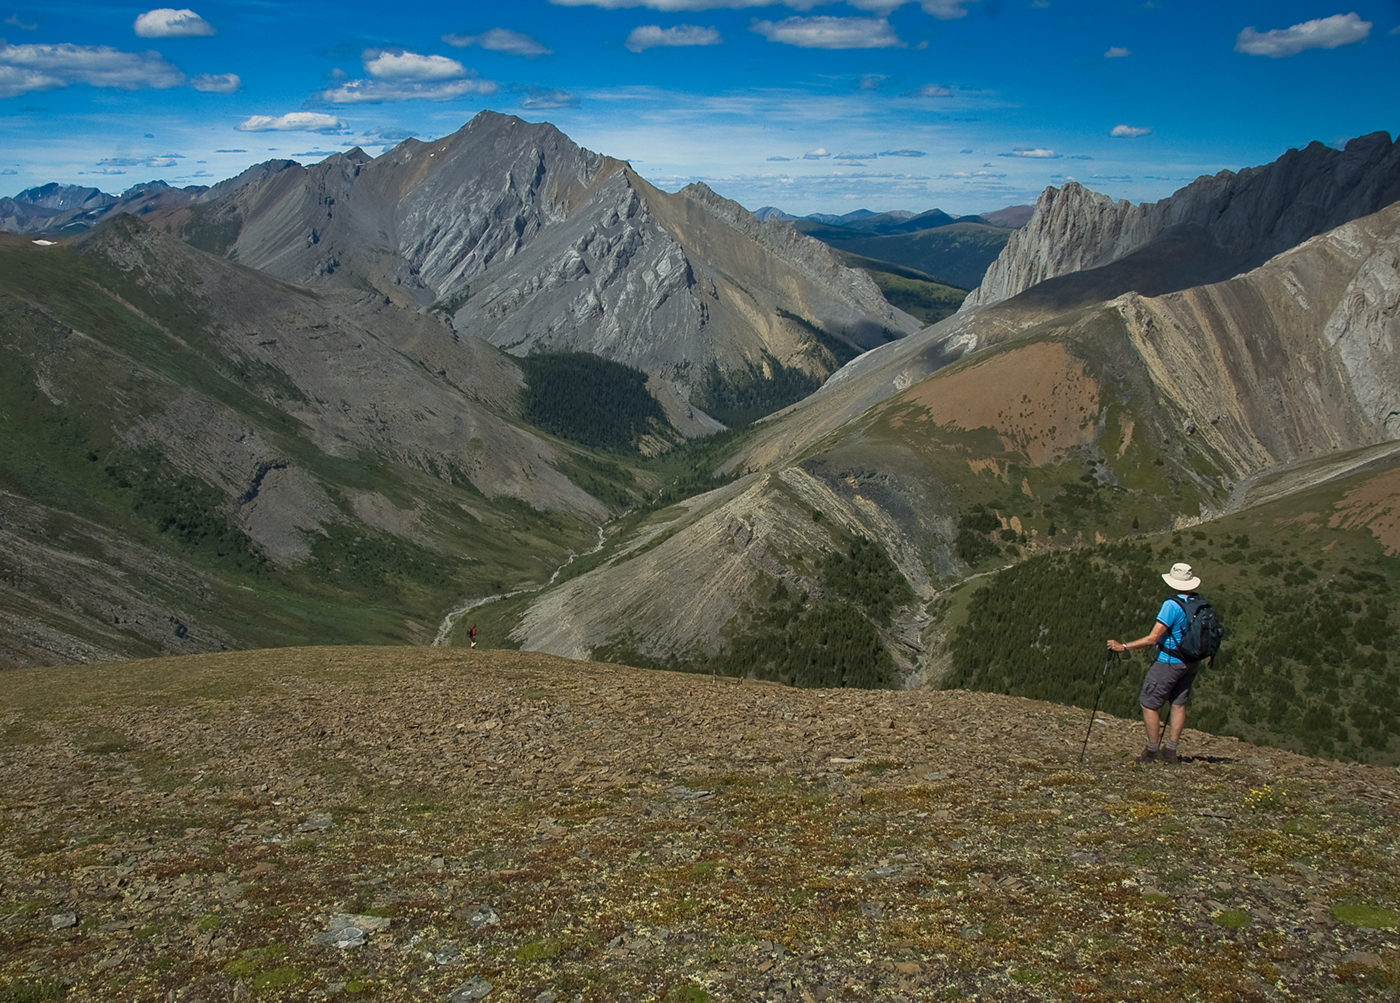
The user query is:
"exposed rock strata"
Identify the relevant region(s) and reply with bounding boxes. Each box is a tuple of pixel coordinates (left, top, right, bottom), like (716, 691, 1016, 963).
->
(965, 132, 1400, 310)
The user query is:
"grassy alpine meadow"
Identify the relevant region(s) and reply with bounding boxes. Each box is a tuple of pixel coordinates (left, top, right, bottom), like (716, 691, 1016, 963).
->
(935, 456, 1400, 765)
(2, 647, 1398, 1002)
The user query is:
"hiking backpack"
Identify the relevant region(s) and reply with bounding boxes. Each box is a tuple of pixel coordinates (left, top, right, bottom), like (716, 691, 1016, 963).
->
(1163, 595, 1224, 664)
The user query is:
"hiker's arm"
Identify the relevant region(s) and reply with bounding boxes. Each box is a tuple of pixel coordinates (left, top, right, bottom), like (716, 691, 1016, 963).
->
(1107, 622, 1167, 653)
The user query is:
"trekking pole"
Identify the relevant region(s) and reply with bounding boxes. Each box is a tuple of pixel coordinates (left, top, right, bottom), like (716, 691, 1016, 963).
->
(1079, 651, 1126, 763)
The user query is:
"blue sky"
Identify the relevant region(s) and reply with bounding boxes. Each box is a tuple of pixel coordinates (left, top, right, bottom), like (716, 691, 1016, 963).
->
(1, 1, 1396, 215)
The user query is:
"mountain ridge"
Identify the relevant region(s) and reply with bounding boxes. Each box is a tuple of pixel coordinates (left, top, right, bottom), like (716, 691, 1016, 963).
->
(964, 131, 1400, 310)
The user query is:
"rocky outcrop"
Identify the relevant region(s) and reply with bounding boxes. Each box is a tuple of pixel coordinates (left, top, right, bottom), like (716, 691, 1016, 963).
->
(964, 131, 1400, 309)
(1116, 200, 1400, 479)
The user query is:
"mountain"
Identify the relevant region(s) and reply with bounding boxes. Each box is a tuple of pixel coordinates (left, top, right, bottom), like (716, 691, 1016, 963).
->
(4, 121, 1398, 766)
(0, 163, 301, 236)
(0, 218, 619, 668)
(980, 204, 1034, 229)
(151, 112, 919, 415)
(494, 195, 1400, 761)
(964, 131, 1400, 311)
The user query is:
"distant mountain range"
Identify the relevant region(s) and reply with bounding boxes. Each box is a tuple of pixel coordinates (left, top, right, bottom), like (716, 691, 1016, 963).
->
(753, 204, 1032, 292)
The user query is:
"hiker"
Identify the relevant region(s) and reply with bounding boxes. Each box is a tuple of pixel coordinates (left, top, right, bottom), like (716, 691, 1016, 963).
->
(1106, 562, 1204, 764)
(469, 623, 478, 649)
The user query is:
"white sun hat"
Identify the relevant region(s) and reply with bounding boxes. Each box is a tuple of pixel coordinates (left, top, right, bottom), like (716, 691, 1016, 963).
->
(1162, 562, 1201, 591)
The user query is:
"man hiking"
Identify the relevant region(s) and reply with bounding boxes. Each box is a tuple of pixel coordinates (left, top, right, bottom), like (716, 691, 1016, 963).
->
(1106, 562, 1205, 764)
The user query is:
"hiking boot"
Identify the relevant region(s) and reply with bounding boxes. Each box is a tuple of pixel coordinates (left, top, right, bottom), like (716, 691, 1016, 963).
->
(1160, 746, 1179, 764)
(1135, 746, 1161, 764)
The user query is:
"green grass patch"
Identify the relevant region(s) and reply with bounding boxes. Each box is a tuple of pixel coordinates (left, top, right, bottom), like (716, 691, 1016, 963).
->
(1213, 909, 1251, 929)
(1331, 902, 1400, 929)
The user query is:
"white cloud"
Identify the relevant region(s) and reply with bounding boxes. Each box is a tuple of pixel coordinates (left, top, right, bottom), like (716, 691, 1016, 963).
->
(1110, 124, 1151, 138)
(363, 50, 467, 81)
(999, 147, 1059, 158)
(191, 72, 240, 93)
(751, 16, 904, 49)
(133, 8, 214, 38)
(97, 153, 184, 167)
(443, 28, 552, 57)
(0, 43, 185, 96)
(1104, 46, 1130, 58)
(4, 14, 37, 29)
(907, 83, 951, 97)
(520, 87, 578, 108)
(317, 78, 496, 103)
(1235, 12, 1371, 57)
(803, 147, 830, 159)
(237, 112, 346, 133)
(625, 25, 722, 52)
(920, 0, 981, 18)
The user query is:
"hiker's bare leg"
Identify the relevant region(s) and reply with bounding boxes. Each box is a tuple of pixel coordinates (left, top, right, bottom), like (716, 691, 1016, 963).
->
(1142, 705, 1162, 746)
(1168, 703, 1186, 744)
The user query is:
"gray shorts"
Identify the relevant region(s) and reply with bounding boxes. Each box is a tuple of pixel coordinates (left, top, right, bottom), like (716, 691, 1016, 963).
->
(1140, 658, 1198, 710)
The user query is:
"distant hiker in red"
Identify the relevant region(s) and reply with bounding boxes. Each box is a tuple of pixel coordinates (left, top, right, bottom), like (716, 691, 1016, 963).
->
(1107, 562, 1205, 764)
(469, 623, 477, 648)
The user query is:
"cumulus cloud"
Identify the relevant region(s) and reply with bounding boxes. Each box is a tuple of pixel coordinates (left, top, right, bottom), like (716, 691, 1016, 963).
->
(836, 150, 877, 160)
(1110, 124, 1151, 137)
(1235, 12, 1371, 57)
(907, 83, 951, 97)
(0, 42, 185, 97)
(133, 8, 214, 38)
(314, 49, 496, 104)
(364, 50, 467, 80)
(237, 112, 346, 133)
(999, 147, 1059, 158)
(880, 149, 925, 157)
(191, 72, 240, 93)
(1104, 46, 1130, 57)
(520, 86, 578, 108)
(443, 28, 552, 57)
(625, 24, 722, 52)
(751, 16, 904, 49)
(803, 147, 830, 159)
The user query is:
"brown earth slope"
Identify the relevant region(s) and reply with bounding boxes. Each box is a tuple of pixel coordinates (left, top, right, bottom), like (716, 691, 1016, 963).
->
(2, 648, 1397, 1001)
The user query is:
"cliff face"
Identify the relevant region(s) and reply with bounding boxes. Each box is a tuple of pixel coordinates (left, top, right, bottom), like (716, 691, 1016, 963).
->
(183, 112, 918, 395)
(1116, 200, 1400, 480)
(965, 132, 1400, 310)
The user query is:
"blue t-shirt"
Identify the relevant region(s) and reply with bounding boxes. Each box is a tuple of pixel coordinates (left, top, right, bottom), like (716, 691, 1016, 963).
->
(1155, 595, 1191, 664)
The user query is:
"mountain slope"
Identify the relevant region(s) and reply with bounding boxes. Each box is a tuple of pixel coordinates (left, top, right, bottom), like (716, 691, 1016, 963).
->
(156, 112, 919, 410)
(965, 131, 1400, 310)
(497, 202, 1400, 702)
(0, 221, 615, 667)
(3, 647, 1398, 1001)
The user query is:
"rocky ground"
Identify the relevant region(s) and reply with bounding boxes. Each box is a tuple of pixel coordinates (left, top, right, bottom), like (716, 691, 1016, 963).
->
(1, 647, 1398, 1002)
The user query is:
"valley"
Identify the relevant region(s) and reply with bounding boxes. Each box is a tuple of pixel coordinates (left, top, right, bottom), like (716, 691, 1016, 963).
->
(2, 115, 1398, 770)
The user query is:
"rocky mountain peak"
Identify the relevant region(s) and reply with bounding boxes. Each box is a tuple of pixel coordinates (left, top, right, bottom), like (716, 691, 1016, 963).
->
(964, 130, 1400, 310)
